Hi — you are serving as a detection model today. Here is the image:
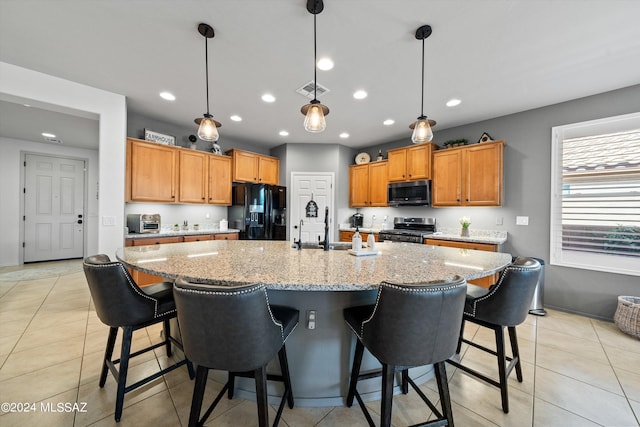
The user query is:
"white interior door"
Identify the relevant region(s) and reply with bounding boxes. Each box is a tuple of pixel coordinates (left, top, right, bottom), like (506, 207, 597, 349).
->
(291, 172, 334, 244)
(24, 154, 85, 262)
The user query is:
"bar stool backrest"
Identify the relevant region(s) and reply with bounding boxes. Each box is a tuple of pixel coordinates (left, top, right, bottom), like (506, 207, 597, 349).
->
(173, 279, 285, 372)
(465, 257, 541, 326)
(83, 254, 160, 327)
(361, 277, 467, 367)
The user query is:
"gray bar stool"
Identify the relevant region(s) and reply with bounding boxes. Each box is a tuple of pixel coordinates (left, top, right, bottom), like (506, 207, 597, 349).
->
(344, 276, 467, 427)
(173, 278, 299, 427)
(447, 257, 541, 413)
(82, 254, 194, 422)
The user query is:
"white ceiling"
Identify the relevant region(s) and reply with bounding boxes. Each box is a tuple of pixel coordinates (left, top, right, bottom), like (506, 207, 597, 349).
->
(1, 0, 640, 150)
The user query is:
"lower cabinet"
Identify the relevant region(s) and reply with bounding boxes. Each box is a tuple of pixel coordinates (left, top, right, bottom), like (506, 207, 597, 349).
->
(424, 239, 499, 288)
(339, 230, 379, 243)
(214, 233, 239, 240)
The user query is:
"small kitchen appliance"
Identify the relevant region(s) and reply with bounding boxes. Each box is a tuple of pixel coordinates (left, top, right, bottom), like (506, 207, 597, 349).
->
(378, 217, 436, 243)
(126, 214, 161, 234)
(350, 213, 364, 228)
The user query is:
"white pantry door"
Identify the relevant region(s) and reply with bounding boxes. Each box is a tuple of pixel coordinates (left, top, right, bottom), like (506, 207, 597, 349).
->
(24, 154, 85, 262)
(290, 172, 334, 244)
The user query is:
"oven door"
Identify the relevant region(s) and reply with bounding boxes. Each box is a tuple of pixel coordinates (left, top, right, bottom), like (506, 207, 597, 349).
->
(378, 232, 421, 243)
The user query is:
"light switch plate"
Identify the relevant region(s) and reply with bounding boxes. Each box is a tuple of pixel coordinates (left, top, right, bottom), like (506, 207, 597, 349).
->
(496, 217, 503, 225)
(102, 216, 116, 226)
(516, 216, 529, 225)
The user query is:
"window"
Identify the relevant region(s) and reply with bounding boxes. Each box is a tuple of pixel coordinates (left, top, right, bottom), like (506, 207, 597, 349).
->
(550, 112, 640, 276)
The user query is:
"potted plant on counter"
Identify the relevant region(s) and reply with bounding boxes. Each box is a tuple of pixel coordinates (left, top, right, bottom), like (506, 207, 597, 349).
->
(460, 216, 471, 237)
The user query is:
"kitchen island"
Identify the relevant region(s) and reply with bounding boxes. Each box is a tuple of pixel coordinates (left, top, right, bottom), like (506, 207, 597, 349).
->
(116, 240, 511, 406)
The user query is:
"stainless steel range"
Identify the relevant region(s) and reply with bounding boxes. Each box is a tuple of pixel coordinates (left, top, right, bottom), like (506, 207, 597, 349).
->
(378, 217, 436, 243)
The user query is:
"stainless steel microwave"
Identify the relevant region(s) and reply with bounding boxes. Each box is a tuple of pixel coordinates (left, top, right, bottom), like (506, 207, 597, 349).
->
(387, 180, 431, 207)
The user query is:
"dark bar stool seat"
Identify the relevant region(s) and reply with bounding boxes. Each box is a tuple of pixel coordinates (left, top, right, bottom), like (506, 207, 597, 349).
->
(82, 254, 194, 422)
(173, 278, 299, 427)
(344, 276, 467, 427)
(447, 257, 541, 413)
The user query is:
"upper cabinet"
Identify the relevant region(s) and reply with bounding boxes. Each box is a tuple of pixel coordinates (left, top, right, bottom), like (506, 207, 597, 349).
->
(387, 143, 435, 182)
(226, 149, 279, 185)
(126, 138, 177, 203)
(432, 140, 504, 206)
(349, 161, 388, 207)
(126, 138, 232, 205)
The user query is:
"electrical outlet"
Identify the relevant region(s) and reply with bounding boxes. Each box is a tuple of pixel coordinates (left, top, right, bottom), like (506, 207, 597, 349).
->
(307, 310, 316, 330)
(496, 216, 503, 225)
(516, 216, 529, 226)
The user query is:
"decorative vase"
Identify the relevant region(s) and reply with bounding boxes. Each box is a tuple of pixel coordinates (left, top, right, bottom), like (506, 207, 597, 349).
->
(460, 227, 470, 237)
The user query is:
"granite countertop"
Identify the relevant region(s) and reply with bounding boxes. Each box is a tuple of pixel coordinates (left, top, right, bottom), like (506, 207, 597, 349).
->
(125, 229, 240, 239)
(426, 228, 508, 245)
(116, 240, 512, 291)
(338, 227, 385, 234)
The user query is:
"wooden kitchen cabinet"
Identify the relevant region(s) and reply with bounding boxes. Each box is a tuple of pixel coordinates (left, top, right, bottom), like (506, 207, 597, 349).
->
(208, 155, 232, 205)
(178, 150, 208, 204)
(339, 230, 379, 242)
(183, 234, 214, 242)
(424, 238, 499, 287)
(349, 161, 388, 207)
(226, 149, 280, 185)
(432, 140, 503, 207)
(387, 143, 435, 182)
(130, 236, 183, 246)
(126, 138, 177, 202)
(214, 232, 239, 240)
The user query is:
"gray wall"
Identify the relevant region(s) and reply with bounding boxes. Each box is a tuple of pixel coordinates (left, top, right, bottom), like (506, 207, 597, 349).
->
(363, 84, 640, 320)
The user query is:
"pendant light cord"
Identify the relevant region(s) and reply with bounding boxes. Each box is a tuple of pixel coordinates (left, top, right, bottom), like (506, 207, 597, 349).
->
(205, 35, 210, 114)
(313, 6, 318, 100)
(420, 37, 425, 117)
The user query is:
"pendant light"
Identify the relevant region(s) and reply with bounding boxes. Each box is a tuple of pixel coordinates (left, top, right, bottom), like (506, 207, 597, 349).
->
(410, 25, 436, 144)
(194, 23, 221, 141)
(301, 0, 329, 133)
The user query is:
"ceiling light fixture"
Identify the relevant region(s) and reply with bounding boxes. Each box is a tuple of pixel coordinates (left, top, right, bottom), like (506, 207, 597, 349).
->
(261, 93, 276, 103)
(353, 90, 367, 100)
(339, 132, 349, 138)
(41, 132, 56, 138)
(409, 24, 436, 144)
(160, 92, 176, 101)
(230, 115, 242, 122)
(279, 130, 290, 136)
(317, 57, 334, 71)
(446, 98, 461, 107)
(194, 23, 221, 142)
(301, 0, 329, 133)
(383, 119, 395, 126)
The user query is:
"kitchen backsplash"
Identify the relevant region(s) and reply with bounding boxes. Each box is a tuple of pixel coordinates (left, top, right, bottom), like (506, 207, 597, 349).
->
(124, 203, 228, 232)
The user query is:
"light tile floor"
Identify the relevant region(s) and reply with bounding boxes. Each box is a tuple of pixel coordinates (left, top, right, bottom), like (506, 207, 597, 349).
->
(0, 260, 639, 426)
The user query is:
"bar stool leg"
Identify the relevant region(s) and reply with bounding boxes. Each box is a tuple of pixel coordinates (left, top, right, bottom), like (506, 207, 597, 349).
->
(163, 319, 172, 357)
(456, 319, 466, 354)
(401, 369, 409, 394)
(508, 326, 523, 381)
(494, 325, 509, 413)
(346, 340, 365, 407)
(434, 361, 454, 426)
(100, 327, 117, 387)
(227, 372, 235, 399)
(278, 345, 294, 408)
(255, 366, 269, 427)
(188, 365, 209, 427)
(115, 326, 133, 422)
(380, 363, 395, 427)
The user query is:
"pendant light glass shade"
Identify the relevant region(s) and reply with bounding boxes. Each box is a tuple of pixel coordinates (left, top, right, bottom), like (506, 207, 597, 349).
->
(302, 100, 328, 133)
(196, 114, 219, 141)
(411, 118, 433, 143)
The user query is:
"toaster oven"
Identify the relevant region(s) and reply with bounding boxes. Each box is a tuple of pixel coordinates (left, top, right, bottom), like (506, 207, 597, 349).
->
(127, 214, 161, 233)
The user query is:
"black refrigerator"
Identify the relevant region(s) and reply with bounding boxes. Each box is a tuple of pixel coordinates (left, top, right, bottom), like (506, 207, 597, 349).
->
(228, 183, 287, 240)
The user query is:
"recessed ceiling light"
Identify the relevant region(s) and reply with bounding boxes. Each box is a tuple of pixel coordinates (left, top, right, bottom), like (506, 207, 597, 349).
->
(279, 130, 289, 136)
(353, 90, 367, 100)
(159, 92, 176, 101)
(446, 98, 462, 107)
(42, 132, 56, 138)
(317, 57, 334, 71)
(230, 115, 242, 122)
(339, 132, 349, 139)
(23, 104, 31, 107)
(383, 119, 395, 126)
(261, 93, 276, 103)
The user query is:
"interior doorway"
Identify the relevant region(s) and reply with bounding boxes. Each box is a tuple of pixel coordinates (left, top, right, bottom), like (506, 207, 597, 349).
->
(23, 153, 86, 262)
(290, 172, 335, 244)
